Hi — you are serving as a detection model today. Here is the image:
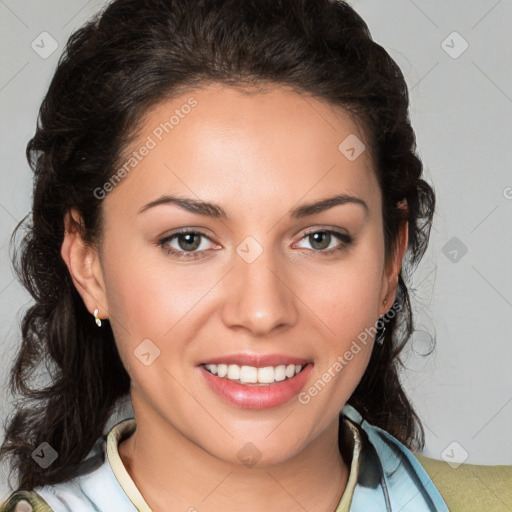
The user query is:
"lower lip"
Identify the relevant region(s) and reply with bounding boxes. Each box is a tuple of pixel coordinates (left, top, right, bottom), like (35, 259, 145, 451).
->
(199, 364, 314, 410)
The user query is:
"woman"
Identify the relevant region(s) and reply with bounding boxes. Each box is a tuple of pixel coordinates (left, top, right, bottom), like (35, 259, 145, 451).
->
(0, 0, 448, 510)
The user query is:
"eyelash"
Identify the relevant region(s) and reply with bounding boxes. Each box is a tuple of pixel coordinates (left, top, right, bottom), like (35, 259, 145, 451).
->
(157, 228, 354, 260)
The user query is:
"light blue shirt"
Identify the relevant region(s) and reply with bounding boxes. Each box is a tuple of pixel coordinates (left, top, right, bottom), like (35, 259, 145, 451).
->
(342, 404, 448, 511)
(0, 404, 449, 511)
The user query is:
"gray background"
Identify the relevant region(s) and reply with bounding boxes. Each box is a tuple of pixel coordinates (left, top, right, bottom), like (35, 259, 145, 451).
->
(1, 0, 511, 499)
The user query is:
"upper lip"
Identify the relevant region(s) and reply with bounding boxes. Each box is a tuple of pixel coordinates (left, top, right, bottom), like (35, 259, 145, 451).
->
(199, 353, 312, 367)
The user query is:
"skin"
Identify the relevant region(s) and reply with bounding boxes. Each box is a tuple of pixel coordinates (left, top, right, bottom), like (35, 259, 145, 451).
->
(61, 82, 408, 512)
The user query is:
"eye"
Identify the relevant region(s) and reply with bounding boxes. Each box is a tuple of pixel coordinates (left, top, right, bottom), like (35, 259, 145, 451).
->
(157, 229, 217, 260)
(294, 229, 354, 255)
(157, 228, 354, 260)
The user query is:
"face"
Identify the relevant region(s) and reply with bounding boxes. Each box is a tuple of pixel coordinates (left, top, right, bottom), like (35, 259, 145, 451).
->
(64, 82, 404, 466)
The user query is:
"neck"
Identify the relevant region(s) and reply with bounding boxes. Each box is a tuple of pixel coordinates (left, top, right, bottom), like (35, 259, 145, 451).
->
(118, 391, 350, 512)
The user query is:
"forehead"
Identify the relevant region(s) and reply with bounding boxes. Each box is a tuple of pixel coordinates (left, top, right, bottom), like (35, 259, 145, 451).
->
(104, 83, 379, 220)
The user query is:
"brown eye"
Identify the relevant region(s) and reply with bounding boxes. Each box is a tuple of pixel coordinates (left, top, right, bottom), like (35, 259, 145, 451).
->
(176, 233, 201, 251)
(158, 230, 215, 260)
(296, 229, 354, 255)
(308, 231, 332, 250)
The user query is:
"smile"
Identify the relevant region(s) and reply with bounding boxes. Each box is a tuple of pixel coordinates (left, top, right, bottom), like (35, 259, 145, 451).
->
(203, 363, 303, 385)
(199, 361, 314, 409)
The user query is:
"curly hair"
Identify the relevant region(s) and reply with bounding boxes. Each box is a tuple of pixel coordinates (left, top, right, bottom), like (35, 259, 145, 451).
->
(1, 0, 435, 491)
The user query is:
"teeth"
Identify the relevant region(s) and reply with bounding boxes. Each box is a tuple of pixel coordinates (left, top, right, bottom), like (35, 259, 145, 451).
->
(257, 366, 275, 384)
(275, 365, 286, 382)
(240, 365, 257, 383)
(227, 364, 240, 380)
(204, 363, 303, 384)
(285, 364, 295, 378)
(217, 364, 228, 378)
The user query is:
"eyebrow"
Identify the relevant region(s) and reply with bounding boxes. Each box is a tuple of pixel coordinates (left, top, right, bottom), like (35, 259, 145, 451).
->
(138, 193, 369, 219)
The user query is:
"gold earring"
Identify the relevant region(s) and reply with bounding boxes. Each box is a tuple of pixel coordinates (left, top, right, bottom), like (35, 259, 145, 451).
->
(93, 308, 102, 327)
(383, 298, 388, 305)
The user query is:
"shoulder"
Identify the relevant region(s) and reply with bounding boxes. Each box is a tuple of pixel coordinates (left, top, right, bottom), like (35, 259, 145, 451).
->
(1, 419, 139, 512)
(415, 453, 512, 512)
(342, 404, 512, 512)
(1, 489, 54, 512)
(0, 449, 111, 512)
(341, 404, 449, 511)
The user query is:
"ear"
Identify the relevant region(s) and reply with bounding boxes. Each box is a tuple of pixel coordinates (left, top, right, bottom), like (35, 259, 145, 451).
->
(60, 208, 109, 321)
(378, 199, 409, 317)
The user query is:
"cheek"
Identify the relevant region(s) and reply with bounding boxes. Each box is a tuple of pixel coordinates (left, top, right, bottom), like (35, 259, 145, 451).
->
(100, 246, 222, 379)
(102, 243, 203, 331)
(303, 249, 384, 335)
(295, 240, 383, 399)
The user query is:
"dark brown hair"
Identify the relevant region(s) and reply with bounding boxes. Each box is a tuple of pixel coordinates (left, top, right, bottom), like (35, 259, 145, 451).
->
(1, 0, 434, 491)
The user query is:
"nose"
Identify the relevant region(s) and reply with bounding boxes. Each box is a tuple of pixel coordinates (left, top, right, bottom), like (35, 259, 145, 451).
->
(220, 240, 299, 337)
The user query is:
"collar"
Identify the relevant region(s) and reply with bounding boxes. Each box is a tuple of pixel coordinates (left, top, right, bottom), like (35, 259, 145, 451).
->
(105, 405, 448, 512)
(106, 418, 150, 511)
(340, 404, 449, 512)
(106, 414, 362, 512)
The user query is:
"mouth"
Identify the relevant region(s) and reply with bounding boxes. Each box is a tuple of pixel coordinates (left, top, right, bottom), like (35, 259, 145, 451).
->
(198, 357, 314, 409)
(201, 362, 309, 386)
